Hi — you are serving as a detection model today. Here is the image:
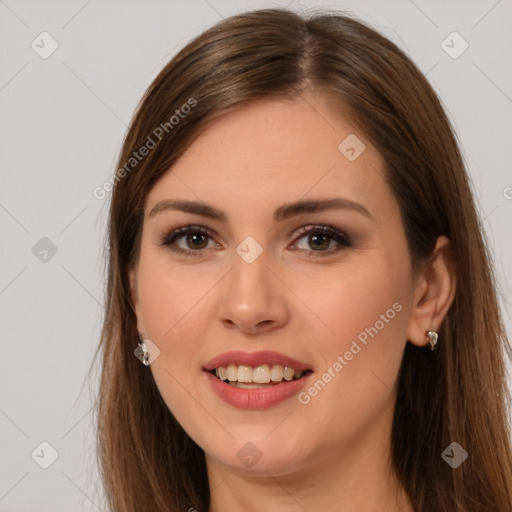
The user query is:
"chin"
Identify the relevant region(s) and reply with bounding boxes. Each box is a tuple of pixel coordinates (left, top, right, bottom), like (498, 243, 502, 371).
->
(208, 433, 310, 475)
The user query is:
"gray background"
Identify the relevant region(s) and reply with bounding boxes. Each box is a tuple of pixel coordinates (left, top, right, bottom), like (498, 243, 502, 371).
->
(1, 0, 511, 510)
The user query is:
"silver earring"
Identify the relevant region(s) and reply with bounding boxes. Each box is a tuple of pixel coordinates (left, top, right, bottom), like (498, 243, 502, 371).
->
(426, 330, 438, 351)
(138, 333, 150, 366)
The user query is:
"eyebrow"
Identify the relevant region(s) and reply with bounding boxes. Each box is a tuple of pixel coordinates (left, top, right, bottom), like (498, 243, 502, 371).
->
(148, 197, 373, 222)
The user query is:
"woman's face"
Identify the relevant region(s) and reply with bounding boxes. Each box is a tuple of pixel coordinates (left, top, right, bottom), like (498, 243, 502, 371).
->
(130, 94, 419, 477)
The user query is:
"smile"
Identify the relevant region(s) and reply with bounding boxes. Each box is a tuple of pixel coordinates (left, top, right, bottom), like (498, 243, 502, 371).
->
(212, 363, 308, 387)
(205, 367, 313, 409)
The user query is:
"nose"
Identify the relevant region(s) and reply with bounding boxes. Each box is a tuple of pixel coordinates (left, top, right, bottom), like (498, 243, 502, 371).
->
(217, 249, 290, 335)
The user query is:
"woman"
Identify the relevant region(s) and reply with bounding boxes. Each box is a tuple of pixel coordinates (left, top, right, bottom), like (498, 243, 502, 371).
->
(92, 8, 512, 511)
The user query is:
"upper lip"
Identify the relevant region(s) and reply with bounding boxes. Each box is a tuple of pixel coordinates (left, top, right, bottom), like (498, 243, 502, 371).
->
(204, 350, 312, 371)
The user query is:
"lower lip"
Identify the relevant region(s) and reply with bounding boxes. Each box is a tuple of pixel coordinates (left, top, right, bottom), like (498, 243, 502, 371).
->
(204, 371, 312, 409)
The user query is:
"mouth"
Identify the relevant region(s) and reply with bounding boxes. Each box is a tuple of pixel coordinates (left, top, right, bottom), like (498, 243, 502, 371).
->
(203, 350, 313, 408)
(207, 364, 313, 389)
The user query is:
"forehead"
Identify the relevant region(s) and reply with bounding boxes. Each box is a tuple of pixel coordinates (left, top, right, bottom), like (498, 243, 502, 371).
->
(146, 95, 389, 220)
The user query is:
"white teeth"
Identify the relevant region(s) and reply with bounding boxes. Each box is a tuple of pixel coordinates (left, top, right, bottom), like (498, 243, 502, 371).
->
(283, 366, 294, 381)
(230, 382, 271, 389)
(271, 364, 284, 381)
(213, 363, 307, 383)
(226, 364, 238, 382)
(253, 364, 271, 383)
(237, 365, 253, 383)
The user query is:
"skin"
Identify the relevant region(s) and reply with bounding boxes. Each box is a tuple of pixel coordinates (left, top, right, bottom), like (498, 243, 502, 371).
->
(130, 93, 456, 512)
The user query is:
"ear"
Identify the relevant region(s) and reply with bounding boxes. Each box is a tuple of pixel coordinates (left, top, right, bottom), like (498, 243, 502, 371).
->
(129, 267, 145, 335)
(406, 236, 457, 348)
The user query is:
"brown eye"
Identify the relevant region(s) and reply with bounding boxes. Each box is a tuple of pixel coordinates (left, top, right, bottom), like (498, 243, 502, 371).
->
(305, 232, 331, 250)
(183, 232, 209, 250)
(160, 225, 216, 255)
(291, 225, 352, 256)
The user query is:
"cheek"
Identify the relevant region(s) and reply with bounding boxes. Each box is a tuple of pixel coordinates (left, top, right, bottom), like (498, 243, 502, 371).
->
(136, 256, 212, 431)
(135, 255, 214, 398)
(292, 258, 409, 419)
(137, 251, 213, 341)
(295, 257, 408, 352)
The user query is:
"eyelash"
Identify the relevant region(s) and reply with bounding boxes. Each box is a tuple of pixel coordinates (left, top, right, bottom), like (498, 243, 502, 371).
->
(158, 224, 352, 258)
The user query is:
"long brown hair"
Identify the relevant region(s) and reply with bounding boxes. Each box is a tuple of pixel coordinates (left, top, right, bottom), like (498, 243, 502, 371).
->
(91, 8, 512, 511)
